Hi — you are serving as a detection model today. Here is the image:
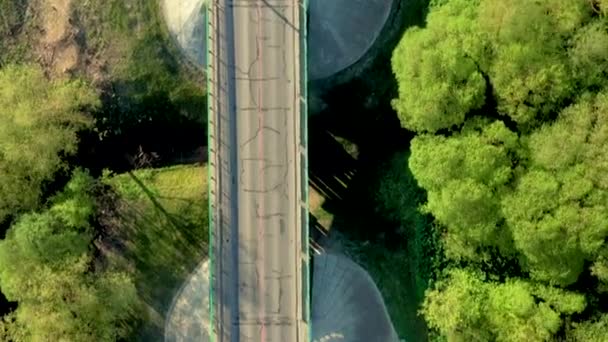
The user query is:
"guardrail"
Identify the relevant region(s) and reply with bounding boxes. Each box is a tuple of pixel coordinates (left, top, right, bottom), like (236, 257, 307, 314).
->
(299, 0, 310, 334)
(205, 1, 217, 341)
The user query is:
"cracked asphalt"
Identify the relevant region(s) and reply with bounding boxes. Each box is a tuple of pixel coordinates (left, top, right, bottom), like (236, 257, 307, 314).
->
(209, 0, 307, 341)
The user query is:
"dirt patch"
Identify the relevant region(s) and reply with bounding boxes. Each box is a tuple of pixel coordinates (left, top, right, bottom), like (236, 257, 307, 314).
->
(37, 0, 82, 76)
(53, 42, 79, 72)
(41, 0, 70, 44)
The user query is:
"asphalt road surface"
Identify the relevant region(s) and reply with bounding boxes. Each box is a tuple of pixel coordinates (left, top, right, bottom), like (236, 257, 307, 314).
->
(208, 0, 308, 341)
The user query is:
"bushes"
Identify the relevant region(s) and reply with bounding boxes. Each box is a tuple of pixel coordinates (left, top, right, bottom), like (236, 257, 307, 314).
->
(0, 64, 98, 225)
(0, 170, 139, 341)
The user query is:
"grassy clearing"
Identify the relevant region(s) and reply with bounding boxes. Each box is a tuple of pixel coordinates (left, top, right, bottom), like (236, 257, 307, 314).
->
(330, 134, 360, 160)
(101, 164, 208, 340)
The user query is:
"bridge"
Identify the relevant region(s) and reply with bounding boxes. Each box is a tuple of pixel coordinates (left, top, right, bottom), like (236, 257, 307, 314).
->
(206, 0, 309, 341)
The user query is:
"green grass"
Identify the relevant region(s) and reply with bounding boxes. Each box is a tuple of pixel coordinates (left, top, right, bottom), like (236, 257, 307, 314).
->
(102, 164, 208, 340)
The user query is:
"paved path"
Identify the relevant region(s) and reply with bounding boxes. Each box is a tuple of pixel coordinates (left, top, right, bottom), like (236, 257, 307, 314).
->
(208, 0, 308, 341)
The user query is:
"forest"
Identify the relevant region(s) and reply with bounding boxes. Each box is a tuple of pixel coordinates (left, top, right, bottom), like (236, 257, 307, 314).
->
(383, 0, 608, 340)
(0, 0, 607, 341)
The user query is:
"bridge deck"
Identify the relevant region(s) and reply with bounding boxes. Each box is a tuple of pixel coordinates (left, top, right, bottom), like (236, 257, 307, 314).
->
(208, 0, 308, 341)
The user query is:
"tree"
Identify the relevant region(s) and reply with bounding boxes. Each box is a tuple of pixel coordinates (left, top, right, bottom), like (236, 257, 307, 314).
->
(0, 64, 98, 224)
(391, 0, 488, 133)
(502, 91, 608, 286)
(0, 170, 138, 341)
(393, 0, 608, 277)
(568, 21, 608, 91)
(478, 0, 591, 127)
(393, 0, 599, 132)
(391, 0, 608, 338)
(423, 269, 586, 342)
(409, 119, 519, 260)
(374, 151, 426, 233)
(567, 314, 608, 341)
(374, 151, 443, 299)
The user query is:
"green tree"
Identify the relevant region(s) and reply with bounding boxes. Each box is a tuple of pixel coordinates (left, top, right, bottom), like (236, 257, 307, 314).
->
(478, 0, 591, 127)
(391, 0, 608, 338)
(375, 151, 426, 232)
(0, 170, 138, 341)
(374, 151, 443, 300)
(393, 0, 600, 132)
(391, 0, 488, 133)
(501, 91, 608, 286)
(567, 314, 608, 341)
(409, 119, 518, 260)
(0, 64, 98, 224)
(423, 269, 586, 342)
(393, 0, 608, 275)
(568, 21, 608, 90)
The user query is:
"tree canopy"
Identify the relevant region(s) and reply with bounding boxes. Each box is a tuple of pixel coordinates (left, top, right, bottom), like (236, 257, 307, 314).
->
(390, 0, 608, 339)
(0, 64, 98, 225)
(0, 170, 138, 341)
(392, 0, 608, 132)
(422, 268, 586, 342)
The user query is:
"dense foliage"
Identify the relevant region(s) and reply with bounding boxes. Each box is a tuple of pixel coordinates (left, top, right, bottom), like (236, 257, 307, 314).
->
(390, 0, 608, 339)
(0, 64, 98, 225)
(375, 151, 443, 300)
(0, 170, 138, 341)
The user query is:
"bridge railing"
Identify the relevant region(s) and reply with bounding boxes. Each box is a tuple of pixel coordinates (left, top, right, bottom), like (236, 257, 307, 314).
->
(299, 0, 310, 332)
(206, 1, 217, 341)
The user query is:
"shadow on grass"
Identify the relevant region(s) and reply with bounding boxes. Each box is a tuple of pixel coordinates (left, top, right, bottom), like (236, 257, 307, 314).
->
(307, 0, 429, 245)
(97, 171, 207, 341)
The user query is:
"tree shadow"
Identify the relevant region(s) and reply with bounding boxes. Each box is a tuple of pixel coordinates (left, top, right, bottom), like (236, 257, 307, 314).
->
(75, 31, 207, 176)
(307, 80, 411, 246)
(309, 213, 328, 252)
(94, 171, 208, 340)
(76, 84, 207, 176)
(0, 291, 17, 318)
(308, 120, 358, 205)
(306, 0, 431, 247)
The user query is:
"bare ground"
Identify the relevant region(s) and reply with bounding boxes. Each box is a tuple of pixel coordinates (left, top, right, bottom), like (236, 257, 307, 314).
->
(37, 0, 81, 76)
